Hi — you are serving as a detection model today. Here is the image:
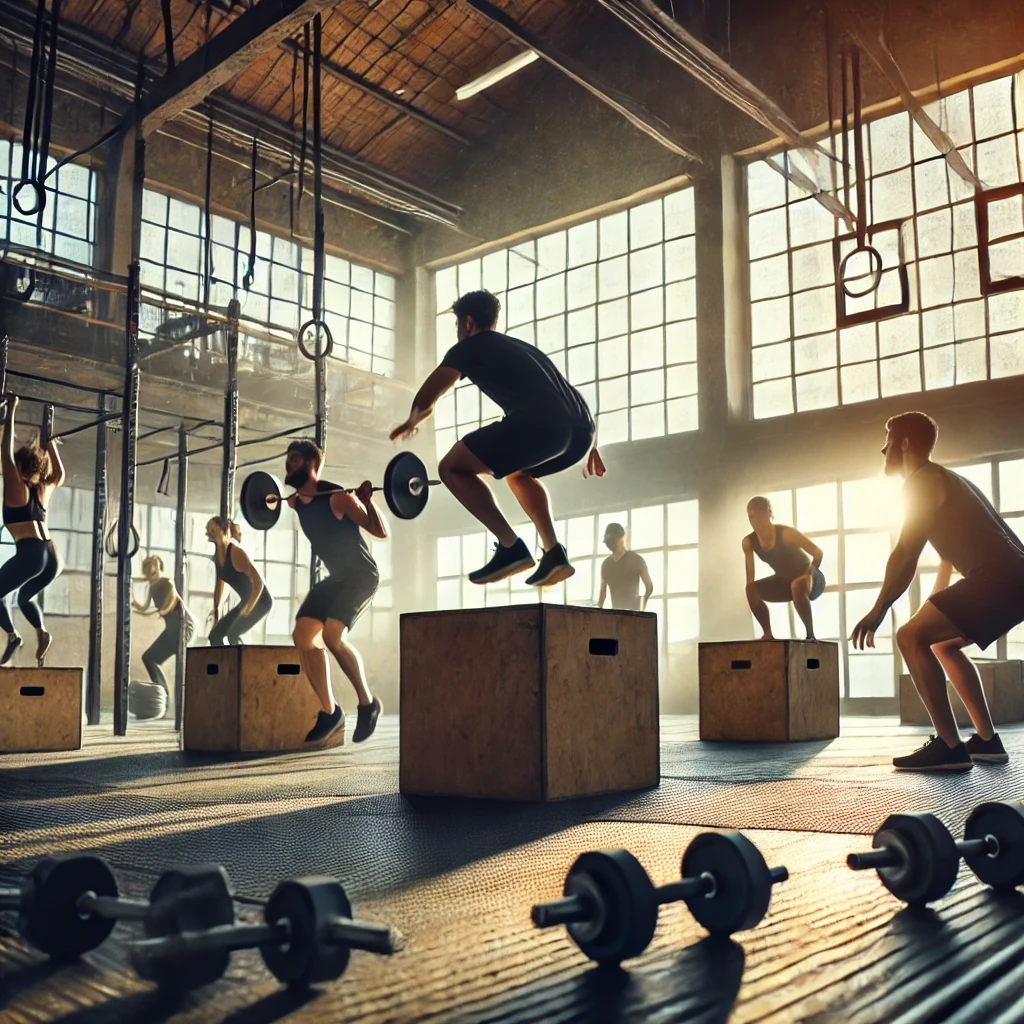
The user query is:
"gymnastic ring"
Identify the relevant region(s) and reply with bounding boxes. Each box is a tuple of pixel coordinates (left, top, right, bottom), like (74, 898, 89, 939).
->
(12, 179, 45, 217)
(296, 318, 334, 361)
(839, 244, 883, 299)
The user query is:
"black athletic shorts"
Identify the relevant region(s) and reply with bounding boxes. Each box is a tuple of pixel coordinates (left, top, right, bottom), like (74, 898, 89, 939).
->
(928, 563, 1024, 651)
(296, 571, 378, 629)
(461, 414, 594, 480)
(753, 568, 826, 603)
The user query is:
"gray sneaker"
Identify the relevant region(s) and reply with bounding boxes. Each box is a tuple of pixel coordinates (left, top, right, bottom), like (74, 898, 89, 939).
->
(964, 732, 1009, 764)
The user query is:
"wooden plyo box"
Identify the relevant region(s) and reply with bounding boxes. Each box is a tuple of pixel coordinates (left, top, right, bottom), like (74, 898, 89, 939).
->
(0, 668, 82, 753)
(899, 660, 1024, 726)
(399, 605, 659, 801)
(183, 646, 343, 752)
(699, 640, 839, 742)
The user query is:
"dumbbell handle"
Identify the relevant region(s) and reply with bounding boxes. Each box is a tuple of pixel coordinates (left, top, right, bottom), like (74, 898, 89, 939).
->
(848, 834, 998, 871)
(0, 888, 149, 921)
(656, 865, 789, 904)
(131, 915, 394, 963)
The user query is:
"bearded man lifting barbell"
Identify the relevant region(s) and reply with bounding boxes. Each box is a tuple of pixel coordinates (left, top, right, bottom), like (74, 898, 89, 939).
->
(391, 290, 605, 587)
(284, 440, 385, 745)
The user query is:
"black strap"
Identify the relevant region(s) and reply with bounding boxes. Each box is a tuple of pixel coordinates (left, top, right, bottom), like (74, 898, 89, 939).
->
(297, 23, 310, 213)
(37, 0, 61, 178)
(242, 135, 257, 291)
(13, 0, 48, 217)
(161, 0, 175, 69)
(203, 115, 213, 307)
(311, 13, 324, 327)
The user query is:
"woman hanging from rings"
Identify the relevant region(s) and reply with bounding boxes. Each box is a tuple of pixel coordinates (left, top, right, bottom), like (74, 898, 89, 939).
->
(131, 555, 194, 693)
(207, 516, 272, 645)
(0, 395, 64, 666)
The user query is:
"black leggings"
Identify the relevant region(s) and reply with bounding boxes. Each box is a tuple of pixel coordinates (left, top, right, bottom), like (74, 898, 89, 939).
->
(142, 605, 192, 691)
(208, 588, 273, 645)
(0, 538, 61, 633)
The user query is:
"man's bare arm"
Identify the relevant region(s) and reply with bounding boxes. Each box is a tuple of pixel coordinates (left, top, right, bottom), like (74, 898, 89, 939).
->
(598, 580, 608, 609)
(638, 556, 654, 611)
(390, 366, 462, 441)
(742, 536, 755, 585)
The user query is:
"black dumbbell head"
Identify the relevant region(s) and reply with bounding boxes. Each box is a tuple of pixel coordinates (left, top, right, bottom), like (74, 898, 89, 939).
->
(963, 801, 1024, 891)
(139, 865, 235, 990)
(680, 831, 778, 936)
(261, 877, 353, 988)
(20, 856, 118, 958)
(562, 850, 658, 965)
(873, 813, 960, 905)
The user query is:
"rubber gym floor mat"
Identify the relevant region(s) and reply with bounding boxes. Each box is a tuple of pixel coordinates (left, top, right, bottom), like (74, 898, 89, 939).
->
(2, 824, 1021, 1023)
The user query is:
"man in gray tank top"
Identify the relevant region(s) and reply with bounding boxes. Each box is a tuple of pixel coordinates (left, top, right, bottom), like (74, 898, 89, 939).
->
(851, 412, 1024, 771)
(284, 440, 386, 745)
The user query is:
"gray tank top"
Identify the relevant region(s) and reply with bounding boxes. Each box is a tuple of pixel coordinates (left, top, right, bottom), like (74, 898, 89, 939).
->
(748, 526, 810, 581)
(294, 480, 378, 579)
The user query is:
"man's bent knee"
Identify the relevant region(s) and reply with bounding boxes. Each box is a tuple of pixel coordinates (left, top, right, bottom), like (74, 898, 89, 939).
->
(292, 617, 323, 650)
(896, 621, 919, 654)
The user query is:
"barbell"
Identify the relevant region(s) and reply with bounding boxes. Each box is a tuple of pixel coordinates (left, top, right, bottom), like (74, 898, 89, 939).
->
(239, 450, 440, 531)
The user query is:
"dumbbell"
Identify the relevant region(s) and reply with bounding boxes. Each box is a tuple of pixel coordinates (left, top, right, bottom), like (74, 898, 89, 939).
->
(130, 876, 394, 991)
(531, 832, 788, 965)
(846, 802, 1024, 905)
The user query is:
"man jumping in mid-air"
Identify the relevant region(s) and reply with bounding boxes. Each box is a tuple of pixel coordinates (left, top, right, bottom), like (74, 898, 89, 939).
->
(392, 289, 603, 587)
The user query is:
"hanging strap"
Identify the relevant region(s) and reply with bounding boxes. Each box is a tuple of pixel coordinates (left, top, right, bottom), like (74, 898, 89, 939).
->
(312, 13, 324, 327)
(202, 115, 213, 307)
(851, 48, 867, 250)
(13, 0, 51, 216)
(242, 136, 257, 291)
(297, 23, 310, 212)
(161, 0, 176, 69)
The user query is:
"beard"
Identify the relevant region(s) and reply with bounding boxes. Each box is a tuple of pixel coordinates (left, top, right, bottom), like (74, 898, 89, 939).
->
(285, 466, 311, 489)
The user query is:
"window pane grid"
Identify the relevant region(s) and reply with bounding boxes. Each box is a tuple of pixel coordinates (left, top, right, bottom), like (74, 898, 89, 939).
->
(749, 74, 1024, 419)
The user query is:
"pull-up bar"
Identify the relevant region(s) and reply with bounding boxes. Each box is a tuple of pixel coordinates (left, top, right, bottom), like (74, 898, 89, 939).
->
(5, 368, 122, 399)
(235, 423, 316, 449)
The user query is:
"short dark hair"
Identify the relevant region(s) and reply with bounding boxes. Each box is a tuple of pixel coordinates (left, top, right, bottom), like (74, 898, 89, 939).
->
(747, 495, 773, 518)
(886, 411, 938, 455)
(14, 442, 48, 481)
(287, 439, 323, 469)
(604, 522, 626, 539)
(452, 290, 500, 330)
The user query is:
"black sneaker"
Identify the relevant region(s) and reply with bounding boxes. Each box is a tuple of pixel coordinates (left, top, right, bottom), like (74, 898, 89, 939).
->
(525, 544, 575, 588)
(893, 735, 973, 772)
(305, 704, 344, 743)
(1, 632, 21, 666)
(965, 732, 1009, 764)
(468, 538, 535, 584)
(353, 696, 382, 743)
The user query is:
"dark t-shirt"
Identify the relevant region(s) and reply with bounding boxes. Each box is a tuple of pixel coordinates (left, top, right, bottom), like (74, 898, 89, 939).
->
(601, 551, 647, 611)
(441, 330, 592, 423)
(904, 464, 1024, 577)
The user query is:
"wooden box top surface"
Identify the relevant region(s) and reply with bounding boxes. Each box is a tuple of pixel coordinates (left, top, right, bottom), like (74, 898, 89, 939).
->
(401, 604, 657, 622)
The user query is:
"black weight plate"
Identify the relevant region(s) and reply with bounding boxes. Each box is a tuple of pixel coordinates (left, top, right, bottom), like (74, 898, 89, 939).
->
(383, 451, 429, 521)
(963, 801, 1024, 890)
(240, 471, 283, 531)
(20, 855, 119, 958)
(874, 812, 959, 905)
(564, 849, 658, 965)
(139, 865, 235, 990)
(261, 877, 352, 988)
(680, 831, 773, 936)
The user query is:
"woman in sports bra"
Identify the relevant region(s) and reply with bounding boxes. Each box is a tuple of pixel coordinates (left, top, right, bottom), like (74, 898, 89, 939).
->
(0, 395, 65, 666)
(206, 516, 272, 644)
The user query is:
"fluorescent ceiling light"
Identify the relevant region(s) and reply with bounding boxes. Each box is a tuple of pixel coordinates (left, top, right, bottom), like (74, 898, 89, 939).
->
(456, 50, 539, 101)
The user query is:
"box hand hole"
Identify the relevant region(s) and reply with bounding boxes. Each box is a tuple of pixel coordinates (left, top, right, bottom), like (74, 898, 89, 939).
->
(731, 660, 752, 670)
(588, 638, 618, 656)
(20, 686, 45, 696)
(277, 664, 301, 675)
(807, 659, 820, 669)
(206, 664, 219, 675)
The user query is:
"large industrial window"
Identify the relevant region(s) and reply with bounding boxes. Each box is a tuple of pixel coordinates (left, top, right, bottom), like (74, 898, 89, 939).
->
(747, 73, 1024, 419)
(139, 189, 396, 376)
(0, 142, 97, 265)
(435, 499, 700, 652)
(432, 187, 697, 460)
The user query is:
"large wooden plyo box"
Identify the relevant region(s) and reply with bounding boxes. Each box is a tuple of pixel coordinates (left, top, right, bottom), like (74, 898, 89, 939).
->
(699, 640, 839, 742)
(400, 605, 659, 801)
(0, 668, 82, 753)
(183, 646, 343, 752)
(899, 660, 1024, 726)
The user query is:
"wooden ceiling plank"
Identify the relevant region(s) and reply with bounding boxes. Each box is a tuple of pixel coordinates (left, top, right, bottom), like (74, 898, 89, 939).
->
(139, 0, 344, 136)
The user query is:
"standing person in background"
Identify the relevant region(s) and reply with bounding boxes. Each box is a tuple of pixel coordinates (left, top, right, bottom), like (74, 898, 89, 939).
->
(599, 523, 653, 611)
(0, 395, 65, 666)
(132, 555, 193, 694)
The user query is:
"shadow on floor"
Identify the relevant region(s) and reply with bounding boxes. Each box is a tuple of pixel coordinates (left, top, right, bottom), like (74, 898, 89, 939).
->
(454, 935, 745, 1023)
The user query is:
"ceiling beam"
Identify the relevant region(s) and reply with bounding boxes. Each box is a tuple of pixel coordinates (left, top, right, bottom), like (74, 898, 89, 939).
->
(279, 38, 474, 149)
(139, 0, 343, 136)
(463, 0, 700, 163)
